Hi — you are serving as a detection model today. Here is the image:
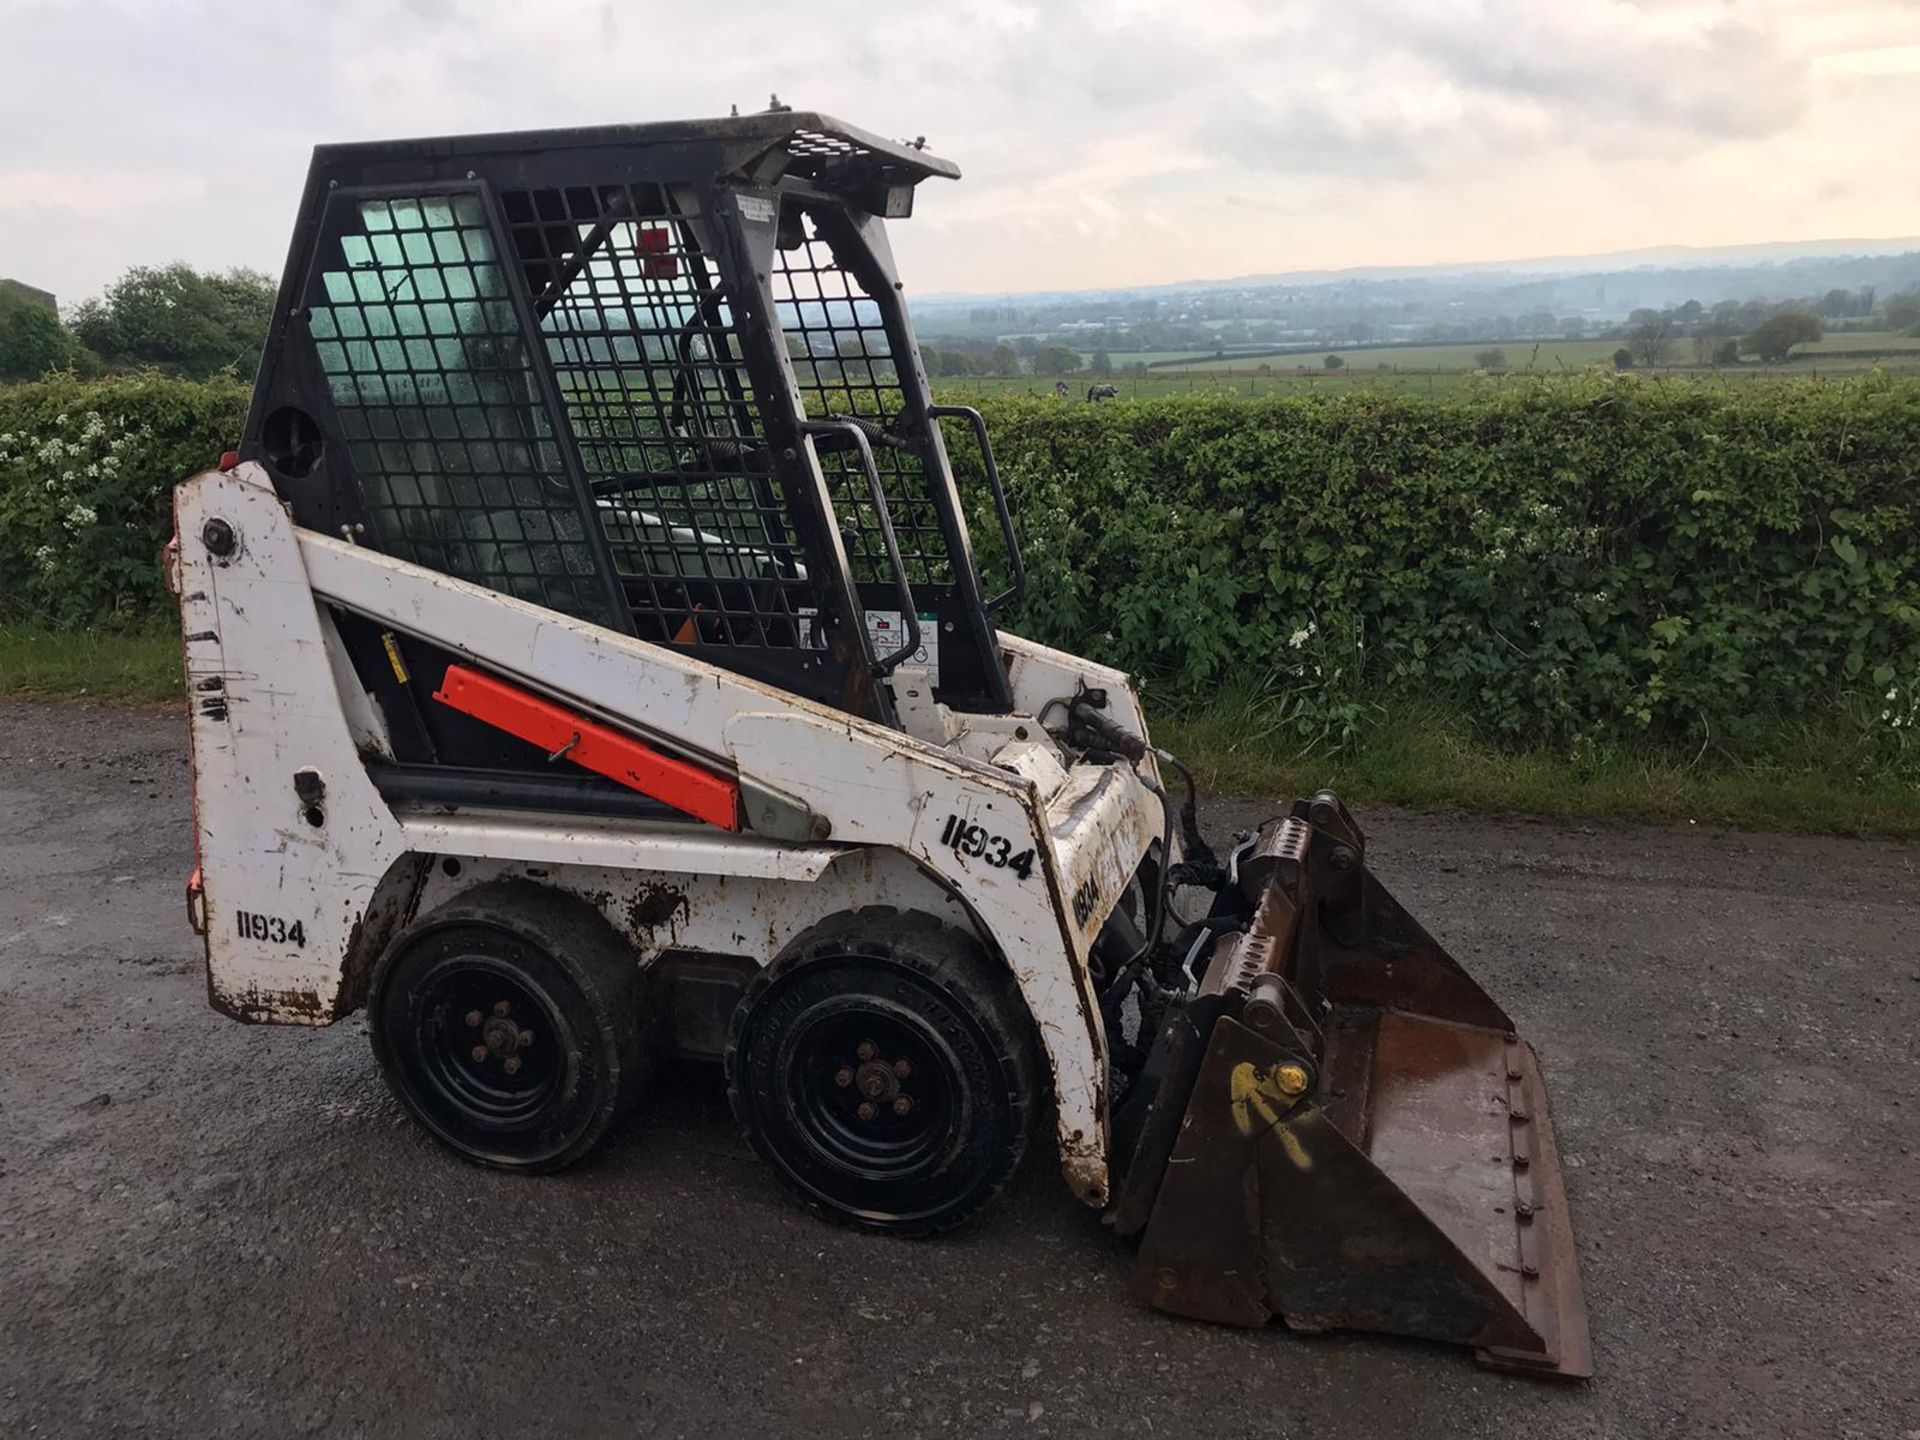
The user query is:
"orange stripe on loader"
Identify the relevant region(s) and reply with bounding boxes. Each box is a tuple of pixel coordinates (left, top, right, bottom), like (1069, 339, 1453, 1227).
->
(432, 664, 742, 831)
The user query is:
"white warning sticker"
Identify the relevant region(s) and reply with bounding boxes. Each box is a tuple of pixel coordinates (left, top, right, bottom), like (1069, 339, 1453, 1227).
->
(796, 608, 941, 676)
(736, 194, 776, 225)
(864, 610, 940, 673)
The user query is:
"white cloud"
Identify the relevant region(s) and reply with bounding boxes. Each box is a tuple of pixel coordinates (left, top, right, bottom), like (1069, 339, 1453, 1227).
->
(0, 169, 203, 216)
(0, 0, 1917, 302)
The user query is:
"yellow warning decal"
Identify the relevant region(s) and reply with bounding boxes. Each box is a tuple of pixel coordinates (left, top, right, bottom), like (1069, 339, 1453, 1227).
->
(381, 632, 410, 685)
(1229, 1060, 1315, 1168)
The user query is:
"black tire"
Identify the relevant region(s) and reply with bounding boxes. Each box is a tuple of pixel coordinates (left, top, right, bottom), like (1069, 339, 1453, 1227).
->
(725, 907, 1043, 1236)
(368, 881, 642, 1173)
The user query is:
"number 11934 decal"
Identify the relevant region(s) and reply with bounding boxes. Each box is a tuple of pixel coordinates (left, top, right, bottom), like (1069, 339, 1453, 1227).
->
(236, 910, 306, 947)
(938, 813, 1036, 880)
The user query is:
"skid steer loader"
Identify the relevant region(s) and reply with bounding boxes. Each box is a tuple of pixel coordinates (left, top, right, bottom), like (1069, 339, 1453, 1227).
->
(169, 109, 1590, 1377)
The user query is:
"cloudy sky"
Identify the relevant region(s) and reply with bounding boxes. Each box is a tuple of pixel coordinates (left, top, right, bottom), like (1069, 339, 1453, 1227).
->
(4, 0, 1920, 306)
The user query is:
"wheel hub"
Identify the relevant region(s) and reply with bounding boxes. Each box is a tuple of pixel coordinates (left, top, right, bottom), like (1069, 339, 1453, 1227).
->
(832, 1039, 918, 1122)
(855, 1059, 899, 1103)
(463, 996, 535, 1071)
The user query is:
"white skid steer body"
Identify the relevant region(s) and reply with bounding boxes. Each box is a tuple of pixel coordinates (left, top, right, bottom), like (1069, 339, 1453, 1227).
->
(174, 459, 1163, 1206)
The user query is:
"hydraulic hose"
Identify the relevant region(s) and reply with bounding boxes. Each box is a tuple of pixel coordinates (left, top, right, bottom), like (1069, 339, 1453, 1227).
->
(1100, 765, 1175, 1033)
(1153, 745, 1216, 872)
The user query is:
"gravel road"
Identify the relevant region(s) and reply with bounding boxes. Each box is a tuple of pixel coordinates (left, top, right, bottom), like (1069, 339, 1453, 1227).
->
(1, 699, 1915, 1438)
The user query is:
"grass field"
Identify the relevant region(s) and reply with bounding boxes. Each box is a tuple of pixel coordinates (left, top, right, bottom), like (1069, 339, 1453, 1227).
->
(930, 329, 1920, 401)
(4, 625, 1914, 839)
(0, 624, 182, 703)
(1144, 331, 1920, 374)
(1156, 690, 1920, 842)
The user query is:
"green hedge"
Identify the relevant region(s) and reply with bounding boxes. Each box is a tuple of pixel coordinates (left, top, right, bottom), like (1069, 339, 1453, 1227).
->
(3, 372, 1917, 755)
(0, 373, 248, 626)
(952, 379, 1920, 751)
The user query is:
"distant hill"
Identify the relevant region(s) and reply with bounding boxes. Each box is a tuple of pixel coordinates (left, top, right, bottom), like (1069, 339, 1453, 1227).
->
(917, 237, 1920, 305)
(911, 238, 1920, 343)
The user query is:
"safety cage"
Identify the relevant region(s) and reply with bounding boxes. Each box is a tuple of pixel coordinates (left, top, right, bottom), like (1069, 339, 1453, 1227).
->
(241, 111, 1025, 786)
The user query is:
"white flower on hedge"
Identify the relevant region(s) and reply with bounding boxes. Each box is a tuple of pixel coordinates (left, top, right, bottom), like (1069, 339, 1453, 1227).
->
(1288, 622, 1315, 649)
(32, 544, 56, 572)
(66, 503, 98, 528)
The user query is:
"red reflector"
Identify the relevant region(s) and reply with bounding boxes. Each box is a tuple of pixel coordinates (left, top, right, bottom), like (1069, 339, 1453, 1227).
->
(218, 451, 240, 472)
(432, 665, 741, 831)
(636, 225, 679, 279)
(185, 866, 207, 936)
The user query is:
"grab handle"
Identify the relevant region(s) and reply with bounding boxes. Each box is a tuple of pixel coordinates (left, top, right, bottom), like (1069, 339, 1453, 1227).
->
(930, 404, 1025, 612)
(800, 421, 923, 674)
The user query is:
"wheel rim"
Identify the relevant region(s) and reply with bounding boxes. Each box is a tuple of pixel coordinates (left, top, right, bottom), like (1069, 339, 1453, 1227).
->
(779, 996, 966, 1184)
(408, 953, 568, 1132)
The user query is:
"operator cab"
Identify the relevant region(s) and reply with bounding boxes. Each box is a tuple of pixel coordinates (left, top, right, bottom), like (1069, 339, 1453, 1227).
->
(243, 110, 1024, 788)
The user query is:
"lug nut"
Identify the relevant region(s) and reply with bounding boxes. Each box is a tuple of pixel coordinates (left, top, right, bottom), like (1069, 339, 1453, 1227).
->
(856, 1040, 878, 1062)
(503, 1056, 522, 1076)
(493, 1000, 511, 1017)
(465, 1010, 483, 1028)
(518, 1030, 534, 1049)
(856, 1101, 878, 1122)
(470, 1045, 489, 1063)
(834, 1067, 855, 1088)
(892, 1059, 911, 1079)
(892, 1096, 913, 1117)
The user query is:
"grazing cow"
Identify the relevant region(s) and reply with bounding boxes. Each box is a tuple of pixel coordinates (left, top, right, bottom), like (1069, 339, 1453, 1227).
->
(1087, 383, 1119, 402)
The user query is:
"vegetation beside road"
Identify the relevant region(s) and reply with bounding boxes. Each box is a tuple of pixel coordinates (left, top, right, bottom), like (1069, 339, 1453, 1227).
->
(3, 625, 1914, 838)
(3, 372, 1916, 839)
(0, 623, 181, 703)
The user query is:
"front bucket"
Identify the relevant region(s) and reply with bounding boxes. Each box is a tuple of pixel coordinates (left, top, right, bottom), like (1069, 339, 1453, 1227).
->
(1115, 797, 1592, 1379)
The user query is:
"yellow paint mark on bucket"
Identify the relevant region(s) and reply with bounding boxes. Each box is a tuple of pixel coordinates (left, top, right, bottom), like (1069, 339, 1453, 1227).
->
(1230, 1061, 1314, 1168)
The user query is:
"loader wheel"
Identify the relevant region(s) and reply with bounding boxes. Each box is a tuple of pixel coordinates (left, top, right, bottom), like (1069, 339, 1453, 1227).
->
(368, 881, 642, 1173)
(725, 909, 1042, 1236)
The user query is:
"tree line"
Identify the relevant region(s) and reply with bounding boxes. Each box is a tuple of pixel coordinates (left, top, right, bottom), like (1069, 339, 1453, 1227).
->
(1, 264, 276, 383)
(11, 262, 1918, 388)
(1611, 295, 1866, 369)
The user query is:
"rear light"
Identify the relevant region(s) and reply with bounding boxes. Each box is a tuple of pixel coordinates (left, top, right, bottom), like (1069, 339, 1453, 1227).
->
(218, 451, 240, 472)
(185, 866, 207, 937)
